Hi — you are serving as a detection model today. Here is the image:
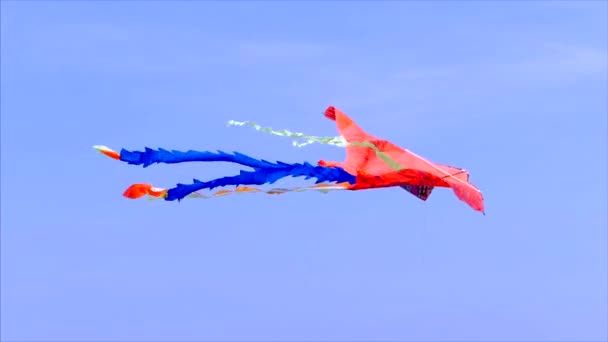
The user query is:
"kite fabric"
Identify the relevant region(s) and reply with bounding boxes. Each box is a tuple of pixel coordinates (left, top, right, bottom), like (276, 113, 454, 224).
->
(94, 106, 485, 213)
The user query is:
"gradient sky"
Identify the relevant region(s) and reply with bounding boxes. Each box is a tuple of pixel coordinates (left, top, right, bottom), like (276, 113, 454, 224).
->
(1, 1, 607, 341)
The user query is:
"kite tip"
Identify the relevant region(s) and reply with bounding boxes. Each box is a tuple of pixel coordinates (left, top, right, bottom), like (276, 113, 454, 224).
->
(324, 106, 337, 120)
(93, 145, 121, 160)
(123, 183, 150, 199)
(123, 183, 167, 199)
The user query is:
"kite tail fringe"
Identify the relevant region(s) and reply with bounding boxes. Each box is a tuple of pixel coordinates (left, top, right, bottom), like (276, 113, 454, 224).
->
(124, 183, 351, 200)
(94, 145, 356, 201)
(123, 147, 280, 169)
(95, 145, 289, 169)
(227, 120, 347, 147)
(165, 162, 356, 200)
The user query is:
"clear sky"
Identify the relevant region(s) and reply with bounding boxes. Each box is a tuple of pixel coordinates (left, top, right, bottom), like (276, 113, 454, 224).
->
(1, 1, 606, 341)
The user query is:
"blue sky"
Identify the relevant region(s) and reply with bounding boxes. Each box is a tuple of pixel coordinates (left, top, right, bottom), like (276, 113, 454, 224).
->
(1, 1, 606, 341)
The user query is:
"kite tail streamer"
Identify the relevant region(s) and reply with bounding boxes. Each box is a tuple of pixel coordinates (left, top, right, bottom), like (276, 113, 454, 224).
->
(165, 162, 356, 201)
(95, 145, 286, 169)
(227, 120, 347, 147)
(123, 183, 351, 200)
(93, 145, 356, 201)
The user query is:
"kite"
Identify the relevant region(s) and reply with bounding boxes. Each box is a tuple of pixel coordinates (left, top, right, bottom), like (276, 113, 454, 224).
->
(94, 106, 485, 213)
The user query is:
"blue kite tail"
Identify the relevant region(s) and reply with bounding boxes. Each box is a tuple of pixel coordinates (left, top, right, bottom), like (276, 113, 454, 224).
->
(165, 163, 356, 200)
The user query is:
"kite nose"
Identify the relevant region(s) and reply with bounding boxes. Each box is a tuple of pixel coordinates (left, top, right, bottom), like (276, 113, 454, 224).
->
(324, 106, 337, 120)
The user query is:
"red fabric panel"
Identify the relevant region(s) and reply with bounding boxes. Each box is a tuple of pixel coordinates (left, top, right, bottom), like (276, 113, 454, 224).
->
(322, 106, 485, 213)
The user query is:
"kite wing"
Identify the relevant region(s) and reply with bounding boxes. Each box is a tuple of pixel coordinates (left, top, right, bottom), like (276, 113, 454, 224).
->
(318, 106, 485, 213)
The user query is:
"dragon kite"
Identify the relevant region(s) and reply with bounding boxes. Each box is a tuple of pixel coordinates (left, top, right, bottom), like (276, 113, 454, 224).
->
(94, 106, 485, 213)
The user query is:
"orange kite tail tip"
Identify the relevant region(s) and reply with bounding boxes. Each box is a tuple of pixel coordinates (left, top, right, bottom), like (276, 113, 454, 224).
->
(93, 145, 120, 160)
(123, 183, 162, 199)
